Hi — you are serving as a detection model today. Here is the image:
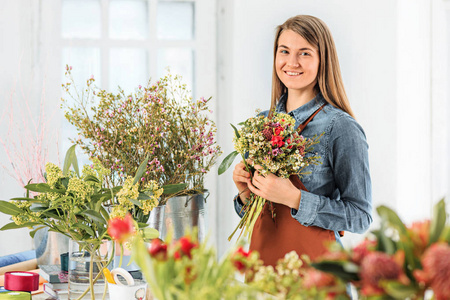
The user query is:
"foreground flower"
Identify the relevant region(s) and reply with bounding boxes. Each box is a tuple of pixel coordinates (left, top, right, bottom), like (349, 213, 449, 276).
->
(359, 251, 408, 296)
(174, 236, 198, 259)
(107, 214, 135, 243)
(148, 239, 167, 261)
(413, 243, 450, 300)
(230, 247, 252, 274)
(351, 239, 377, 264)
(407, 220, 430, 257)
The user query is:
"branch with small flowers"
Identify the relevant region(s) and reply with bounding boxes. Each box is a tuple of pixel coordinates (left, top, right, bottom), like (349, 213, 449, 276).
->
(61, 66, 221, 206)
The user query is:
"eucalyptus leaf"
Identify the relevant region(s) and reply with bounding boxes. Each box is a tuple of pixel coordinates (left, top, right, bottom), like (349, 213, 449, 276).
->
(10, 197, 36, 201)
(0, 200, 24, 216)
(377, 205, 408, 235)
(429, 198, 446, 245)
(162, 183, 188, 195)
(311, 261, 360, 282)
(383, 282, 418, 299)
(25, 183, 64, 194)
(62, 145, 80, 177)
(129, 198, 142, 208)
(133, 157, 149, 185)
(0, 222, 38, 231)
(72, 223, 95, 237)
(82, 210, 107, 225)
(29, 226, 47, 238)
(138, 193, 152, 200)
(142, 227, 160, 240)
(84, 174, 100, 183)
(218, 151, 239, 175)
(230, 123, 240, 139)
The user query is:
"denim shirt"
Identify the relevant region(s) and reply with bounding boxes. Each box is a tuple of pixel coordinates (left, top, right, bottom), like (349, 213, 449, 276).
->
(234, 93, 373, 237)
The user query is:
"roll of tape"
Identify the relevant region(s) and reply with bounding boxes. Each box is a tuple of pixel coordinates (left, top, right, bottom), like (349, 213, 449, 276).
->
(0, 291, 31, 300)
(4, 271, 39, 292)
(110, 268, 135, 286)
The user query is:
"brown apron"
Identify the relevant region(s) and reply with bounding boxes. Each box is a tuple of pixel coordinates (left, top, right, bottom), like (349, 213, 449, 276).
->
(250, 104, 339, 267)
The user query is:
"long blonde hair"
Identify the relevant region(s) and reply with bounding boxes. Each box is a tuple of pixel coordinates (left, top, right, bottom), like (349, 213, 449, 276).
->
(270, 15, 355, 118)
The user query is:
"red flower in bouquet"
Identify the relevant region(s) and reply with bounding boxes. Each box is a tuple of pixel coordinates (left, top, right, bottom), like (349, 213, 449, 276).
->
(148, 239, 168, 261)
(359, 251, 409, 296)
(413, 243, 450, 300)
(107, 213, 135, 243)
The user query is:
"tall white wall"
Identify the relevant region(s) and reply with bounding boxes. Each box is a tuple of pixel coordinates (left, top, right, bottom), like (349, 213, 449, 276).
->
(215, 0, 447, 256)
(0, 0, 448, 258)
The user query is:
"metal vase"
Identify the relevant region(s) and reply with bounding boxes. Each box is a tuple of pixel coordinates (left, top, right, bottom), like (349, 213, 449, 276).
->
(34, 227, 69, 266)
(148, 192, 207, 242)
(147, 205, 166, 240)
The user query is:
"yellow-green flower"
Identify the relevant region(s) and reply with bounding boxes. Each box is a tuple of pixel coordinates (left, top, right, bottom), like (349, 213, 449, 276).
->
(45, 162, 63, 187)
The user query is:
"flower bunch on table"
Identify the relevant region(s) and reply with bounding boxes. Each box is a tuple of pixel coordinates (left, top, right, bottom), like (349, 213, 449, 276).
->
(312, 199, 450, 300)
(0, 146, 161, 245)
(61, 66, 221, 207)
(219, 110, 323, 240)
(107, 217, 262, 300)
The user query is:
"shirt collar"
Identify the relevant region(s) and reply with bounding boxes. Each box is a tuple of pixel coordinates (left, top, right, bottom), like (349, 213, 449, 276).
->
(276, 93, 327, 125)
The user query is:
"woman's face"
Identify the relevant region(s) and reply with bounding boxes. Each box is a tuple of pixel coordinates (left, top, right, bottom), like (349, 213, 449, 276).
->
(275, 29, 320, 96)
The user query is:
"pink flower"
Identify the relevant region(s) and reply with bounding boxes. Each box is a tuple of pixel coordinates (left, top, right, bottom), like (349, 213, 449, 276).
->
(271, 135, 284, 147)
(413, 243, 450, 300)
(359, 251, 408, 296)
(352, 239, 377, 264)
(302, 269, 336, 289)
(177, 164, 181, 168)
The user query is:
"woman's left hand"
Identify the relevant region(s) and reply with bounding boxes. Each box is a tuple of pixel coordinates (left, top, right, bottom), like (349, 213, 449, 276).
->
(246, 164, 301, 209)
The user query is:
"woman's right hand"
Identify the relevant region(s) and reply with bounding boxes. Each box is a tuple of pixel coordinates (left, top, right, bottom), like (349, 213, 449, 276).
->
(232, 161, 251, 203)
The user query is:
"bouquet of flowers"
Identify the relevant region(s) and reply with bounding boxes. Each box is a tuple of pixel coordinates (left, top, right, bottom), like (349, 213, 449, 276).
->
(312, 199, 450, 300)
(219, 110, 322, 241)
(62, 66, 221, 205)
(107, 219, 262, 300)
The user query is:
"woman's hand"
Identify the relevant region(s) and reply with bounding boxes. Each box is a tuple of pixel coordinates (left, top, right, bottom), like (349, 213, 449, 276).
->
(232, 161, 252, 203)
(247, 164, 301, 209)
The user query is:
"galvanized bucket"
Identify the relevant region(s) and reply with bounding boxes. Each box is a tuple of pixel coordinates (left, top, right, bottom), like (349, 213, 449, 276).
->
(34, 227, 69, 266)
(148, 192, 208, 242)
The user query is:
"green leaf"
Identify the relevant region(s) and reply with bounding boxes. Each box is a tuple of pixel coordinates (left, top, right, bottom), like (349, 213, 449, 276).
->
(230, 123, 240, 139)
(429, 198, 447, 245)
(383, 282, 419, 299)
(129, 198, 142, 208)
(138, 193, 152, 200)
(311, 261, 360, 282)
(218, 151, 239, 175)
(29, 226, 47, 238)
(0, 222, 38, 231)
(72, 223, 95, 236)
(81, 210, 107, 225)
(10, 197, 35, 201)
(25, 183, 64, 194)
(30, 205, 49, 212)
(133, 157, 149, 185)
(137, 222, 149, 229)
(142, 227, 159, 240)
(99, 206, 110, 222)
(162, 183, 188, 195)
(377, 205, 408, 235)
(62, 144, 79, 176)
(83, 174, 100, 183)
(0, 200, 24, 216)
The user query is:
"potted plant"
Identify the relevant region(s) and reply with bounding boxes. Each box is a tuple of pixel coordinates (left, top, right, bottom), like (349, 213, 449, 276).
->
(61, 66, 221, 240)
(0, 146, 160, 299)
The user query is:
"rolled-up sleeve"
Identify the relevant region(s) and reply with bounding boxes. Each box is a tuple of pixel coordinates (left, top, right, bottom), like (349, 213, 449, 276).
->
(291, 114, 373, 234)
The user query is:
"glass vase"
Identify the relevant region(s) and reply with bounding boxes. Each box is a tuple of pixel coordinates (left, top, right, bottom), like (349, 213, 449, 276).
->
(68, 239, 113, 300)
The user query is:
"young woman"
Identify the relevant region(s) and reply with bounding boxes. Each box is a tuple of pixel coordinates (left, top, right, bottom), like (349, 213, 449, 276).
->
(232, 15, 373, 267)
